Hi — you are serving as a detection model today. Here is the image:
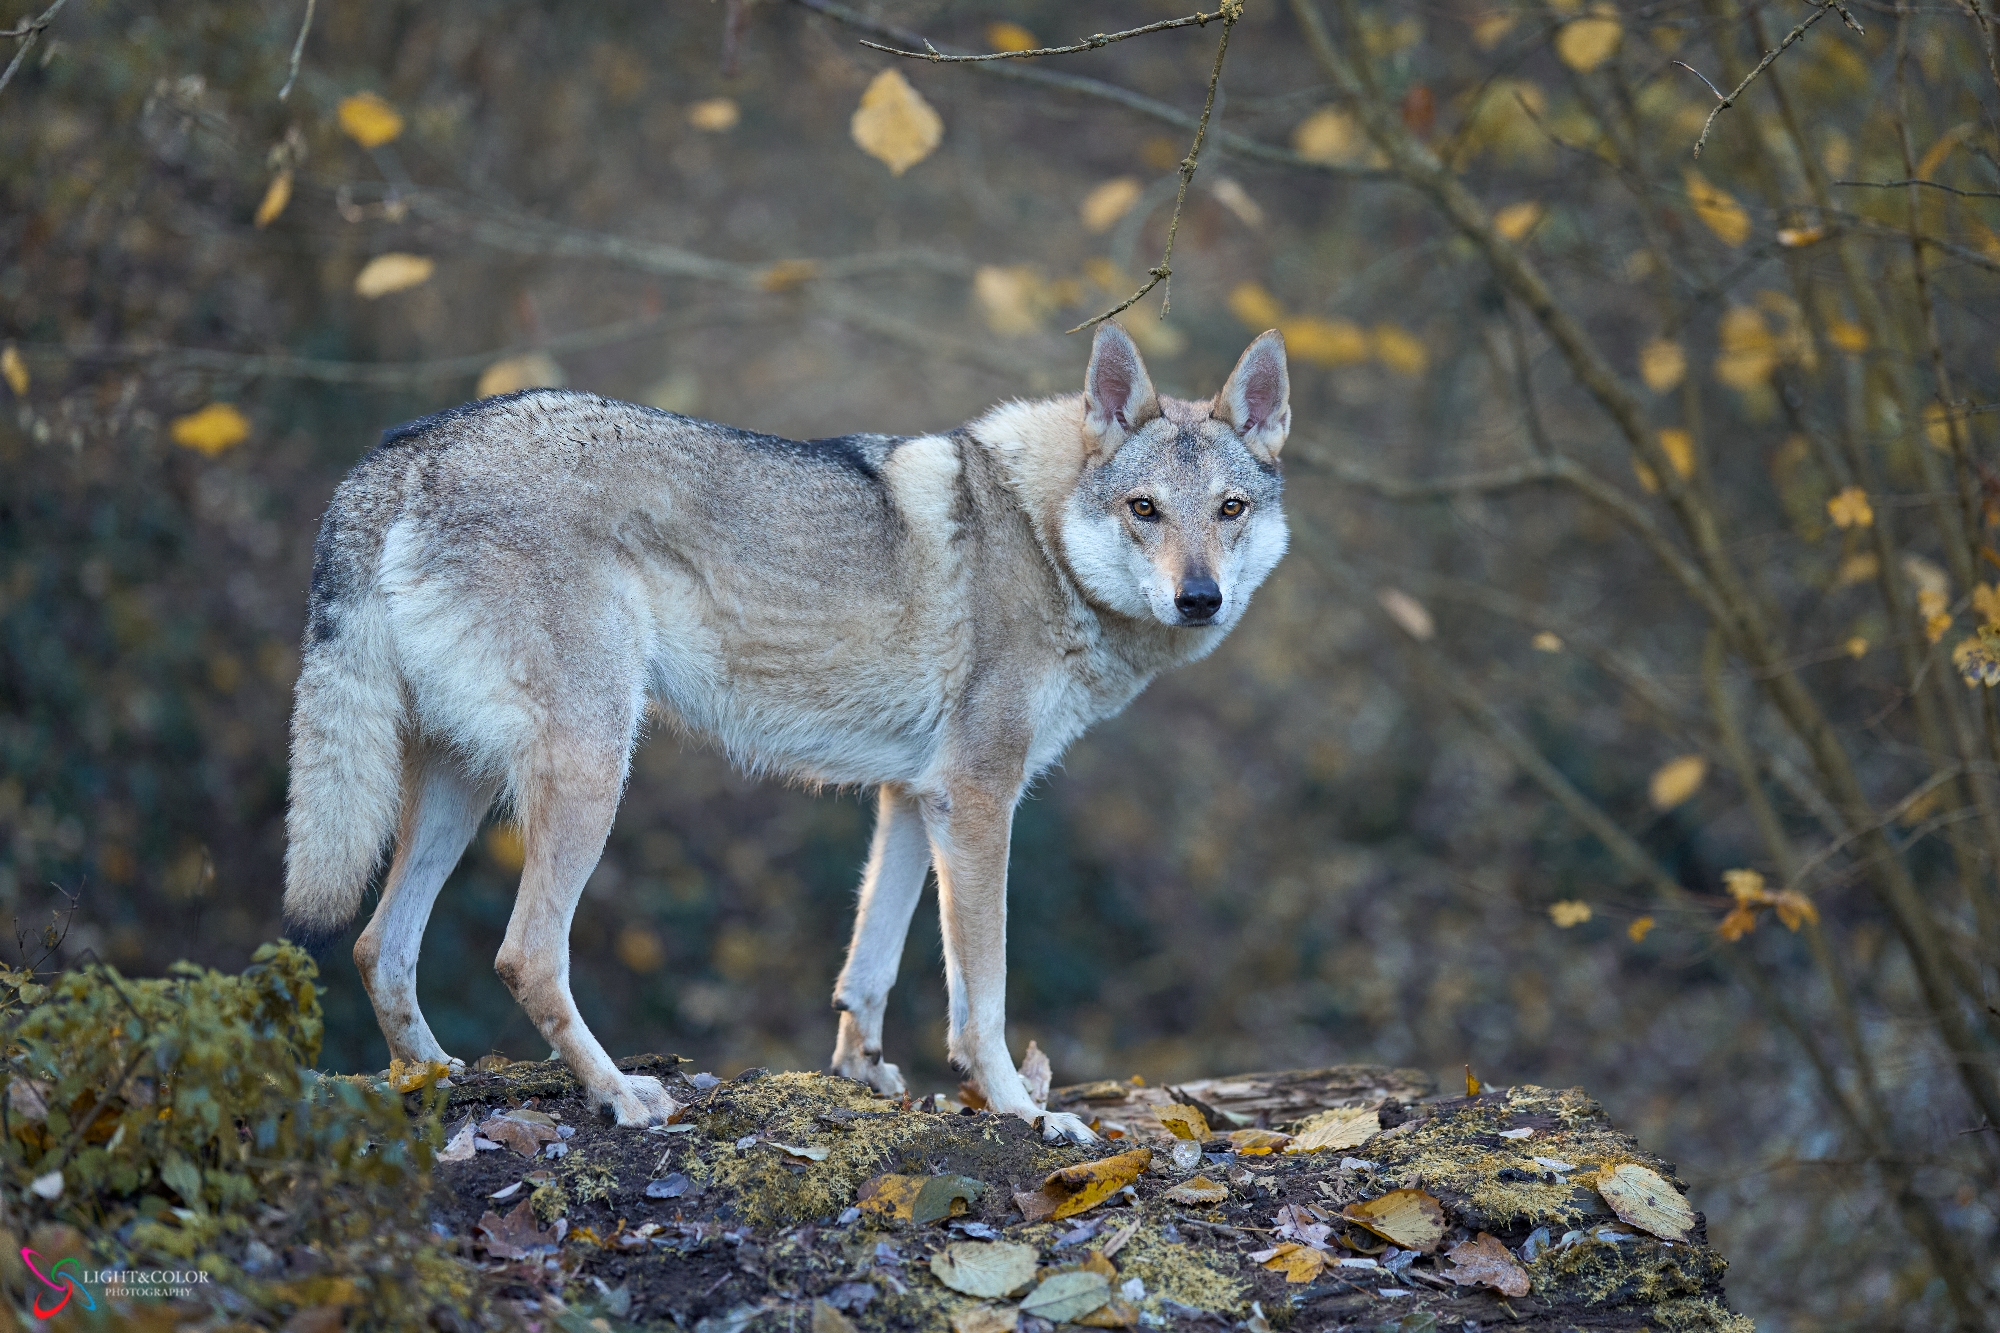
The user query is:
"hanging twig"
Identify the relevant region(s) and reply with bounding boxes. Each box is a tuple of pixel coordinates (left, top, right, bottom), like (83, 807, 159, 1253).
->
(278, 0, 315, 101)
(861, 8, 1235, 63)
(0, 0, 71, 97)
(1068, 0, 1241, 331)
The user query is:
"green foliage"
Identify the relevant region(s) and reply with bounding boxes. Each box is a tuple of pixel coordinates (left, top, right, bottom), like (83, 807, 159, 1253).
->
(0, 943, 477, 1326)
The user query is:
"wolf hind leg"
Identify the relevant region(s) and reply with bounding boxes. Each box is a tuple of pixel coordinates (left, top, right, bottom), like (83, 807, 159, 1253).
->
(495, 727, 675, 1127)
(354, 744, 498, 1071)
(830, 785, 929, 1096)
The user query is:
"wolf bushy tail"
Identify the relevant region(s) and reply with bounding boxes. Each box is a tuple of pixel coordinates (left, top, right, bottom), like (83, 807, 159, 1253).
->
(282, 547, 404, 958)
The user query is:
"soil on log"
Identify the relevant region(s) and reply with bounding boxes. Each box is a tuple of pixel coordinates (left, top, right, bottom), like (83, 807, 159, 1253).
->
(431, 1055, 1751, 1333)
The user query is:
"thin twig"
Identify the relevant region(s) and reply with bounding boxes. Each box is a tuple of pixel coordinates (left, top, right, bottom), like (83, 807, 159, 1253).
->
(0, 0, 71, 97)
(1687, 2, 1844, 158)
(278, 0, 315, 100)
(861, 8, 1231, 63)
(1834, 177, 2000, 198)
(1067, 1, 1240, 331)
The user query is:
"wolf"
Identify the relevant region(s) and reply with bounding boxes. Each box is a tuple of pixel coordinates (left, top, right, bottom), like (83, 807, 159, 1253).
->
(282, 322, 1291, 1142)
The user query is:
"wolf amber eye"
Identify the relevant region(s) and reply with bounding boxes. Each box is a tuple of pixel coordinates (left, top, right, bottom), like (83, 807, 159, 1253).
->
(1129, 498, 1157, 519)
(1220, 498, 1246, 518)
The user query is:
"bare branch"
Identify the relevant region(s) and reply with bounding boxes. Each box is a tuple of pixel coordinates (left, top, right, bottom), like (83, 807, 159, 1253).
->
(1690, 2, 1845, 159)
(1068, 3, 1238, 331)
(860, 8, 1233, 63)
(278, 0, 315, 101)
(1834, 177, 2000, 199)
(0, 0, 71, 97)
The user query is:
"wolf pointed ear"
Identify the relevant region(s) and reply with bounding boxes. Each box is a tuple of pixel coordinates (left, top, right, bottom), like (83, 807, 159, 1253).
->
(1213, 330, 1291, 464)
(1083, 322, 1161, 460)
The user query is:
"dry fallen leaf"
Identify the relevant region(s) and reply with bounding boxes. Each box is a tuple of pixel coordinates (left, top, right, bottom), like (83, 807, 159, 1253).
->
(1226, 1127, 1292, 1156)
(851, 69, 942, 176)
(950, 1306, 1019, 1333)
(1019, 1040, 1053, 1109)
(253, 170, 293, 228)
(170, 403, 251, 456)
(354, 253, 435, 299)
(1077, 1296, 1139, 1328)
(1156, 1103, 1210, 1141)
(1250, 1241, 1329, 1284)
(930, 1240, 1038, 1298)
(1081, 177, 1144, 234)
(1341, 1188, 1447, 1253)
(1016, 1147, 1152, 1221)
(859, 1172, 984, 1224)
(337, 92, 404, 149)
(1019, 1271, 1111, 1324)
(1285, 1106, 1378, 1154)
(386, 1058, 450, 1094)
(474, 1200, 563, 1259)
(1164, 1175, 1228, 1206)
(1441, 1232, 1531, 1297)
(812, 1299, 859, 1333)
(1648, 754, 1707, 810)
(1596, 1163, 1695, 1241)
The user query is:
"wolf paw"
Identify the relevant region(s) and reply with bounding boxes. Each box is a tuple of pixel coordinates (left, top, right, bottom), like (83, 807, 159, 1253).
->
(599, 1074, 681, 1128)
(832, 1050, 907, 1098)
(1038, 1110, 1099, 1145)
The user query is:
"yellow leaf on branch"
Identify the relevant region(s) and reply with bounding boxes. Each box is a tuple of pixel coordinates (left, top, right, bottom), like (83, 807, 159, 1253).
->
(1493, 201, 1544, 241)
(1282, 316, 1369, 367)
(337, 92, 404, 149)
(253, 171, 293, 228)
(353, 253, 435, 299)
(1639, 338, 1686, 393)
(985, 22, 1038, 52)
(1549, 900, 1592, 928)
(1824, 319, 1868, 354)
(1555, 11, 1622, 71)
(1373, 324, 1429, 376)
(1627, 916, 1655, 942)
(1081, 177, 1143, 234)
(1229, 282, 1286, 330)
(1649, 754, 1706, 810)
(1684, 168, 1750, 247)
(170, 403, 251, 456)
(687, 98, 740, 132)
(1826, 487, 1873, 529)
(1, 344, 27, 397)
(1658, 428, 1695, 480)
(851, 70, 942, 176)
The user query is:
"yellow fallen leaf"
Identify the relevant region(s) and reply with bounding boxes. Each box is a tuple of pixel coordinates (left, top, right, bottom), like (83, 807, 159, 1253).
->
(1649, 754, 1707, 810)
(170, 403, 251, 456)
(851, 69, 942, 176)
(1659, 428, 1695, 480)
(1256, 1242, 1329, 1283)
(1556, 12, 1622, 71)
(1684, 168, 1750, 247)
(1155, 1103, 1210, 1141)
(1493, 200, 1543, 241)
(1017, 1147, 1152, 1222)
(1285, 1105, 1378, 1154)
(337, 92, 404, 149)
(1281, 316, 1369, 367)
(354, 253, 435, 299)
(1596, 1163, 1694, 1241)
(1081, 177, 1144, 234)
(1639, 338, 1686, 393)
(1549, 900, 1592, 928)
(1341, 1188, 1447, 1252)
(1229, 282, 1286, 329)
(688, 98, 740, 132)
(386, 1058, 450, 1094)
(1, 344, 27, 397)
(1627, 915, 1655, 942)
(1225, 1127, 1292, 1156)
(476, 352, 565, 398)
(1164, 1175, 1228, 1205)
(1373, 324, 1429, 376)
(1465, 1065, 1482, 1096)
(986, 21, 1038, 52)
(253, 170, 293, 228)
(1826, 486, 1872, 529)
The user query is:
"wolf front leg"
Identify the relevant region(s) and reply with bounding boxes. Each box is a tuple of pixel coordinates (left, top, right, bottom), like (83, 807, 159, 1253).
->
(924, 783, 1097, 1145)
(830, 784, 930, 1096)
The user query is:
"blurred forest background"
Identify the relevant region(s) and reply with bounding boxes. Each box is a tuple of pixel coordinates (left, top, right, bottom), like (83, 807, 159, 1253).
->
(4, 0, 2000, 1326)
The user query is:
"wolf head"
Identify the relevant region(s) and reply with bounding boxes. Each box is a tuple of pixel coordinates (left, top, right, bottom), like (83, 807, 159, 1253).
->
(1059, 323, 1291, 631)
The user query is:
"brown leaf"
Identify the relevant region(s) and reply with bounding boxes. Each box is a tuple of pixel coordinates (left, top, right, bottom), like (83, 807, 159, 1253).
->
(1340, 1188, 1447, 1253)
(1284, 1106, 1377, 1154)
(1224, 1128, 1292, 1156)
(1249, 1241, 1329, 1283)
(478, 1114, 556, 1158)
(1163, 1175, 1228, 1206)
(1019, 1040, 1053, 1109)
(1041, 1147, 1152, 1219)
(1441, 1231, 1531, 1297)
(1155, 1103, 1210, 1141)
(857, 1172, 983, 1224)
(1078, 1296, 1141, 1327)
(475, 1200, 563, 1260)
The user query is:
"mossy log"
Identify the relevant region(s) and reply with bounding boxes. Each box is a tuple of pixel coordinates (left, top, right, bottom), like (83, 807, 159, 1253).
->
(423, 1057, 1751, 1333)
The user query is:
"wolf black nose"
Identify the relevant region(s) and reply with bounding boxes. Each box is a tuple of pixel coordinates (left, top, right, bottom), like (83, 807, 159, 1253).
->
(1175, 577, 1222, 622)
